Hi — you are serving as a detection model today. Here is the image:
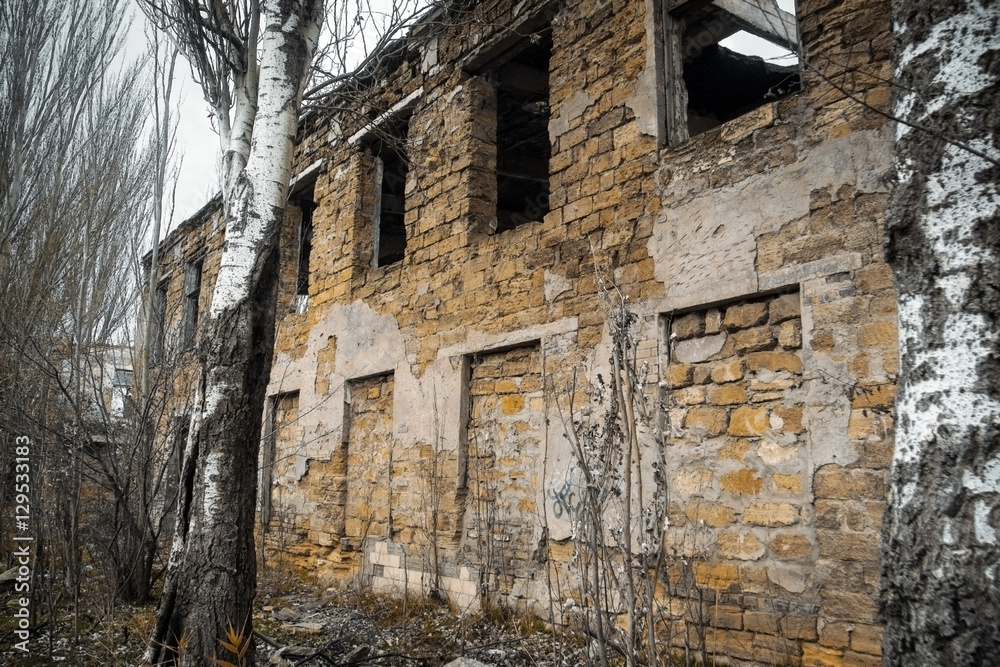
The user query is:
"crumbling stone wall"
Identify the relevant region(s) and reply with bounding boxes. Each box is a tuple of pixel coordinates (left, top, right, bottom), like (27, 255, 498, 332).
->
(150, 0, 897, 663)
(464, 345, 545, 600)
(663, 292, 817, 659)
(344, 374, 395, 547)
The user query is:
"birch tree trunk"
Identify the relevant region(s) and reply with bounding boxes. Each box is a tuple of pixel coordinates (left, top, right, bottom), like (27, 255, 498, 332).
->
(145, 1, 322, 664)
(881, 1, 1000, 664)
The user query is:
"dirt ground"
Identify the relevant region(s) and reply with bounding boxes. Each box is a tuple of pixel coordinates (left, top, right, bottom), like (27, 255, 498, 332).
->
(0, 579, 590, 666)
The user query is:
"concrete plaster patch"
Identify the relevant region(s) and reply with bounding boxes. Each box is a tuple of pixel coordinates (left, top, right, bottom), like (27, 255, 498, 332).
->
(647, 128, 892, 306)
(760, 253, 863, 292)
(544, 269, 573, 303)
(437, 317, 578, 359)
(550, 90, 594, 141)
(627, 67, 659, 138)
(794, 352, 856, 467)
(758, 437, 801, 466)
(768, 563, 808, 593)
(323, 300, 405, 380)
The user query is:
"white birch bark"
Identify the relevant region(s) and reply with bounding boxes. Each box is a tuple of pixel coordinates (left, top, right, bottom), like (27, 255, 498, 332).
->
(882, 1, 1000, 663)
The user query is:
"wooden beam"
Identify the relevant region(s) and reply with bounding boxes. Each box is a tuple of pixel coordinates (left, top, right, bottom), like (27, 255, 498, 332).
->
(712, 0, 798, 51)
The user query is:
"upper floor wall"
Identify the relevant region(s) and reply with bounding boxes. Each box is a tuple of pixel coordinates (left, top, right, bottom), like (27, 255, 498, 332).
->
(259, 0, 891, 367)
(151, 0, 891, 370)
(149, 3, 895, 662)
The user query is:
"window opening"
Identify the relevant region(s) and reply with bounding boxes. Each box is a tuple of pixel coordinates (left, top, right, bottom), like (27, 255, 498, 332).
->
(368, 119, 409, 267)
(111, 368, 133, 417)
(664, 0, 800, 141)
(293, 184, 315, 296)
(181, 256, 203, 349)
(151, 281, 168, 364)
(494, 32, 551, 232)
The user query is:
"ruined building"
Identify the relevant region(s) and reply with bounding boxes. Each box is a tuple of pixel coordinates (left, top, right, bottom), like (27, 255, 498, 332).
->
(150, 0, 895, 663)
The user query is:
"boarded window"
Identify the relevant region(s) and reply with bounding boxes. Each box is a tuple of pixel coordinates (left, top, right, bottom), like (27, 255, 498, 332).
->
(260, 391, 300, 534)
(464, 344, 544, 595)
(343, 374, 395, 545)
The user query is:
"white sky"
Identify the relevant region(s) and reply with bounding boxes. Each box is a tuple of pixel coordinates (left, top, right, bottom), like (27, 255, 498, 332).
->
(720, 0, 799, 63)
(170, 80, 221, 223)
(124, 11, 220, 234)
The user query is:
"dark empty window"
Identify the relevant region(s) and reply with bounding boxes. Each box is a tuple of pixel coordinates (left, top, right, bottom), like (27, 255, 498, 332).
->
(494, 32, 551, 232)
(151, 281, 167, 364)
(664, 0, 800, 141)
(293, 184, 315, 296)
(368, 120, 409, 268)
(181, 257, 203, 349)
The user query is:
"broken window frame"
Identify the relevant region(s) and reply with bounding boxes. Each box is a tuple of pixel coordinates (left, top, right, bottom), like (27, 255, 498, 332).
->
(662, 0, 801, 144)
(181, 255, 203, 350)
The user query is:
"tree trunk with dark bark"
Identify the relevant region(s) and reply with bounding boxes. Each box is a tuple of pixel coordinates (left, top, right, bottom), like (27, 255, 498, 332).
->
(881, 1, 1000, 664)
(152, 249, 279, 665)
(145, 1, 323, 664)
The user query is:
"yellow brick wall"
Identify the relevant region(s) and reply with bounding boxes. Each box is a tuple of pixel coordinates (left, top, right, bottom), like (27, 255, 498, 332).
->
(151, 0, 895, 662)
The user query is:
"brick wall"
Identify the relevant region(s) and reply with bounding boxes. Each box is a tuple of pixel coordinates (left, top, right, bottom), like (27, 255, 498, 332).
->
(464, 345, 545, 601)
(150, 0, 896, 663)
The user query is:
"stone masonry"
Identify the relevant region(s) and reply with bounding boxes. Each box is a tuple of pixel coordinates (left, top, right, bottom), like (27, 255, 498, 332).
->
(149, 0, 897, 664)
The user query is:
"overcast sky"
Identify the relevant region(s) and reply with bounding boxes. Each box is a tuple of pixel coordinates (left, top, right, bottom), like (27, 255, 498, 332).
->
(124, 11, 220, 234)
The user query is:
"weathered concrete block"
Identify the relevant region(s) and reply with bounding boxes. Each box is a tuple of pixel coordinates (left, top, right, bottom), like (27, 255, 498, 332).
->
(724, 302, 769, 330)
(675, 332, 727, 363)
(729, 406, 770, 437)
